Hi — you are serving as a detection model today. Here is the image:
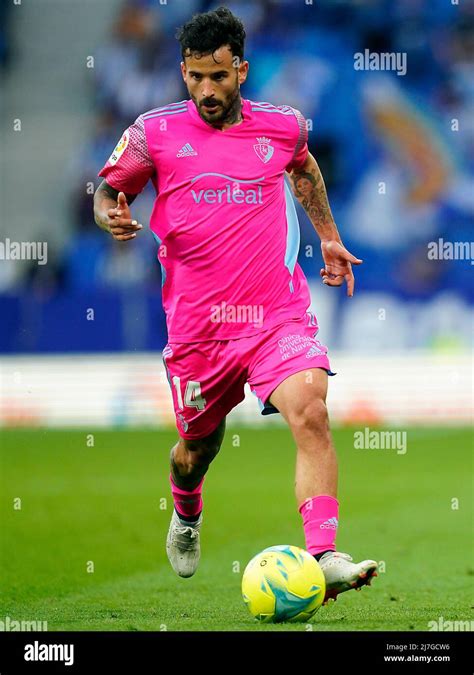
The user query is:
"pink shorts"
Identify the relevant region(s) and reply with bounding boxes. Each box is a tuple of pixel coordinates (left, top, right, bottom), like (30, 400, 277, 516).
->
(162, 311, 334, 439)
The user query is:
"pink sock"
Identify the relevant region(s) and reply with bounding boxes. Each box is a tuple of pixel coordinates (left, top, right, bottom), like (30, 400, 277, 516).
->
(299, 495, 339, 555)
(170, 474, 204, 520)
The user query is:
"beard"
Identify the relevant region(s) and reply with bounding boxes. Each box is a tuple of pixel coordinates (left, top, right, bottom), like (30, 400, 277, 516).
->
(196, 85, 241, 127)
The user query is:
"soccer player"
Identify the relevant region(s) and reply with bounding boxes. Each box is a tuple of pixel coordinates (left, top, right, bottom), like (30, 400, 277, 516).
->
(94, 7, 377, 604)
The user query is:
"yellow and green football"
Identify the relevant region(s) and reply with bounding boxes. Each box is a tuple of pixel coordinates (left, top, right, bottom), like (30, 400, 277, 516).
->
(241, 545, 326, 623)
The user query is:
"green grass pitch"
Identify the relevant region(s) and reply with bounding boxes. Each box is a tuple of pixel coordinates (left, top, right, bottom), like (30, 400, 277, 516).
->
(0, 426, 472, 631)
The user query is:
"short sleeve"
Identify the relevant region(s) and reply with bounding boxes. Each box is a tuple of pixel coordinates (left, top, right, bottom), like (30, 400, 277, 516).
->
(98, 115, 155, 194)
(285, 107, 309, 172)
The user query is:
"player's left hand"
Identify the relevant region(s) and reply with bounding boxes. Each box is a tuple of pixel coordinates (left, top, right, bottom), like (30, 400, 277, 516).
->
(320, 240, 363, 297)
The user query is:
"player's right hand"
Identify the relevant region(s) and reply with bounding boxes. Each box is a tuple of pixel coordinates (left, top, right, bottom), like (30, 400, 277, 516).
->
(107, 192, 142, 241)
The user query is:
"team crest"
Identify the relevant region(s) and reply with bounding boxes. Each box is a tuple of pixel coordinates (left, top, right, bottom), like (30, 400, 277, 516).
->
(253, 137, 274, 164)
(109, 129, 129, 165)
(177, 412, 189, 433)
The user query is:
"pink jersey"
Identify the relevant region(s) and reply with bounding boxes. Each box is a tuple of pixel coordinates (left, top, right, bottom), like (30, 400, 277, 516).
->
(99, 97, 312, 342)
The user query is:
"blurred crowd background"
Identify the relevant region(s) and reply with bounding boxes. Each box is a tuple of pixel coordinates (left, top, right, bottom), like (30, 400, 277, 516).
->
(1, 0, 472, 354)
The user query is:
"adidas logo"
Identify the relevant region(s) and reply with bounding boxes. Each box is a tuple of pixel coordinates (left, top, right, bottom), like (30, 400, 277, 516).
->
(320, 517, 338, 530)
(306, 344, 324, 358)
(177, 143, 198, 158)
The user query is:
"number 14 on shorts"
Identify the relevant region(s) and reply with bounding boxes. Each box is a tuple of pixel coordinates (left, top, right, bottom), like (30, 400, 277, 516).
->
(172, 376, 207, 411)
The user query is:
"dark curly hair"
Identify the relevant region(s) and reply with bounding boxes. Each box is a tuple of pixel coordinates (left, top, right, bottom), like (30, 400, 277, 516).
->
(176, 6, 246, 62)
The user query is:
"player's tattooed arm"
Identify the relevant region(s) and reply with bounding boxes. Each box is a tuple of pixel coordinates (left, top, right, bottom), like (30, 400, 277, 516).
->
(288, 153, 363, 297)
(93, 180, 142, 241)
(287, 153, 340, 242)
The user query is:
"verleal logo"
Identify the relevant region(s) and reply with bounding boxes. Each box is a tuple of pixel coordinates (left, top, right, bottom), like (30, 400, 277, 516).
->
(109, 130, 129, 165)
(190, 173, 264, 205)
(254, 137, 274, 164)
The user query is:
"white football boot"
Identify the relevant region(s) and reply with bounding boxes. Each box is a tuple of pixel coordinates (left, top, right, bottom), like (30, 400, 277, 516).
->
(166, 509, 202, 578)
(318, 551, 378, 603)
